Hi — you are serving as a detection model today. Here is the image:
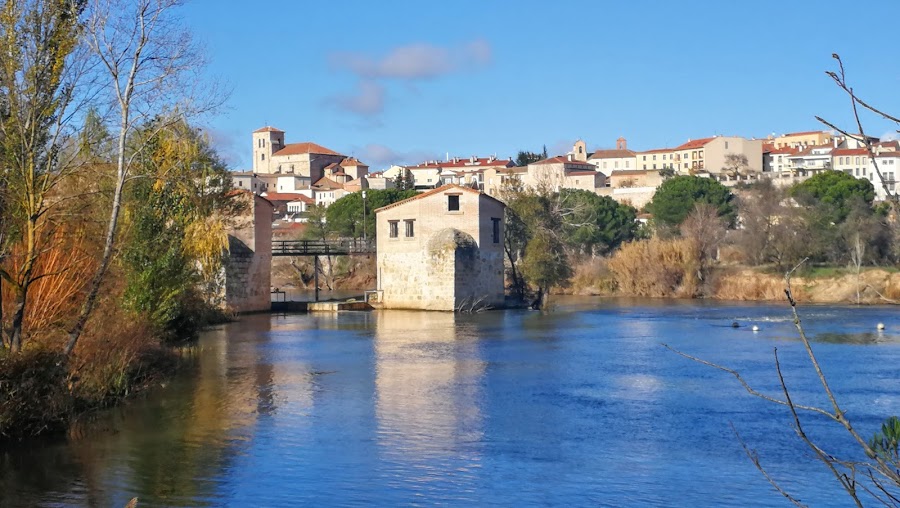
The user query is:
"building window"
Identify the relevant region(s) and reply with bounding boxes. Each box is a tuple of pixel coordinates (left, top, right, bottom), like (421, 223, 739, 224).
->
(653, 155, 657, 161)
(404, 219, 415, 238)
(725, 141, 729, 149)
(643, 155, 647, 161)
(261, 154, 265, 161)
(448, 194, 460, 211)
(238, 181, 243, 187)
(492, 218, 501, 243)
(389, 221, 399, 238)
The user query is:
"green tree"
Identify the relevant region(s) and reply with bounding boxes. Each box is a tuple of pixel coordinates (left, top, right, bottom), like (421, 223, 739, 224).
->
(120, 118, 239, 342)
(325, 188, 417, 239)
(559, 189, 637, 256)
(790, 169, 875, 224)
(647, 175, 736, 228)
(504, 188, 572, 309)
(403, 169, 416, 190)
(515, 150, 543, 166)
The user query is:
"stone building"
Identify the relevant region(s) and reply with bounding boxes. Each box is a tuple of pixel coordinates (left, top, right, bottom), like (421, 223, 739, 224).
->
(374, 184, 506, 311)
(251, 126, 354, 183)
(223, 192, 273, 313)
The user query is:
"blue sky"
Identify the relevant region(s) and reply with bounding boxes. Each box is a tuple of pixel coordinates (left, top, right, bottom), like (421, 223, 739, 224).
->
(182, 0, 900, 170)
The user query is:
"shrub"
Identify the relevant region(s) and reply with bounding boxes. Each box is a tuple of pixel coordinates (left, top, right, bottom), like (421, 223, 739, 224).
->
(607, 238, 700, 297)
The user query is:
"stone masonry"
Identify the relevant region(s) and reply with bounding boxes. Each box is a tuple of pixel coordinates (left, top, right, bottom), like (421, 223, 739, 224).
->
(223, 192, 274, 313)
(375, 184, 506, 310)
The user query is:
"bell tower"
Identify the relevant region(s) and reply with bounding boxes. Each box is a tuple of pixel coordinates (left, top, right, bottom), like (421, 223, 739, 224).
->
(252, 126, 284, 174)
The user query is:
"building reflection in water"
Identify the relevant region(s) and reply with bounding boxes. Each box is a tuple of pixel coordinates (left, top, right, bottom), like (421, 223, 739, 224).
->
(373, 311, 485, 476)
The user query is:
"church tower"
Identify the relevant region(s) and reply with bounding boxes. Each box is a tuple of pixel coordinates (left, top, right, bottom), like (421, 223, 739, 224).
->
(573, 139, 587, 162)
(252, 126, 284, 174)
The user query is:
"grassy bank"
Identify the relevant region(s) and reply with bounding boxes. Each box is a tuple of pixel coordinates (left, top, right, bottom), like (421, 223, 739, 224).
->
(565, 255, 900, 305)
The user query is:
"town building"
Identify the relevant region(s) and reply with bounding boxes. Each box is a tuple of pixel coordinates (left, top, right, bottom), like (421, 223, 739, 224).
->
(588, 137, 637, 173)
(251, 126, 348, 183)
(637, 147, 678, 171)
(768, 130, 835, 150)
(674, 136, 764, 174)
(374, 184, 506, 311)
(395, 156, 514, 191)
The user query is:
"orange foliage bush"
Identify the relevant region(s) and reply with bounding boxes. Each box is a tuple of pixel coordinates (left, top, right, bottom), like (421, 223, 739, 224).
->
(607, 238, 700, 298)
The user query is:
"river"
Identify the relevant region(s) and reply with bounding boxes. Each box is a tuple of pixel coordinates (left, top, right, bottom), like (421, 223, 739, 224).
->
(2, 297, 899, 507)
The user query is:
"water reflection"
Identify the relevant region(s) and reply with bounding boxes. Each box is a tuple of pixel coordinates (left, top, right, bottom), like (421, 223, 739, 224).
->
(374, 311, 485, 470)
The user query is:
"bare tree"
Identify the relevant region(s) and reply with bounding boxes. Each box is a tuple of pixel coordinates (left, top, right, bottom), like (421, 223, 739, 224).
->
(0, 0, 93, 353)
(667, 261, 900, 506)
(722, 153, 750, 177)
(679, 202, 726, 283)
(817, 54, 900, 212)
(65, 0, 222, 355)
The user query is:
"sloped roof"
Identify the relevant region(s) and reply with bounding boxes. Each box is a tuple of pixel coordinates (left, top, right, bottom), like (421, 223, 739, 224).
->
(254, 126, 284, 133)
(832, 148, 868, 156)
(675, 137, 715, 150)
(532, 156, 594, 166)
(273, 142, 342, 157)
(374, 184, 505, 213)
(638, 147, 676, 154)
(341, 157, 367, 167)
(589, 149, 636, 159)
(408, 157, 513, 170)
(261, 192, 308, 202)
(312, 177, 343, 190)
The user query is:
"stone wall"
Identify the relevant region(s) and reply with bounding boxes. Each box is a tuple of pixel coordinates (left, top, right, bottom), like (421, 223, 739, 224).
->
(376, 187, 505, 310)
(223, 193, 273, 313)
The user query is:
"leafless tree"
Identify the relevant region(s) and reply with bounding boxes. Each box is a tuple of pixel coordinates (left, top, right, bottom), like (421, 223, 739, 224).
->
(65, 0, 224, 355)
(0, 0, 99, 353)
(679, 202, 726, 282)
(817, 54, 900, 212)
(667, 260, 900, 506)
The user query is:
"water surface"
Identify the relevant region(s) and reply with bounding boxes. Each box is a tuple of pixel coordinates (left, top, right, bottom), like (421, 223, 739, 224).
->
(2, 297, 899, 507)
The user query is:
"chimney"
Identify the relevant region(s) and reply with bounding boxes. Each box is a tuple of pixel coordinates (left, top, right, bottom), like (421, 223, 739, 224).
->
(567, 154, 573, 161)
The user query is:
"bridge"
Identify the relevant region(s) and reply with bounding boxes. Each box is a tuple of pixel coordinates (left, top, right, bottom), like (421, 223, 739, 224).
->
(270, 238, 375, 303)
(271, 239, 374, 257)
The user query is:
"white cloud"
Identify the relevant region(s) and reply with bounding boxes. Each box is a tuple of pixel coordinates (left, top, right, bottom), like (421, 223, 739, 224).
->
(326, 80, 385, 118)
(329, 39, 492, 80)
(326, 39, 492, 121)
(881, 130, 900, 142)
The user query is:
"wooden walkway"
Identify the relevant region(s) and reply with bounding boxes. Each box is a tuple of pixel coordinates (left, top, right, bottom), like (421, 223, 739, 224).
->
(271, 239, 374, 257)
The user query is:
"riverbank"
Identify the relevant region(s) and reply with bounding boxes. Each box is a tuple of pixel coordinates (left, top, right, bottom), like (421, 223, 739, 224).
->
(566, 262, 900, 305)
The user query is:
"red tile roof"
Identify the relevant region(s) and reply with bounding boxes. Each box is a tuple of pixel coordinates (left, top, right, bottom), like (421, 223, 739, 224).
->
(832, 148, 869, 156)
(254, 126, 284, 133)
(312, 177, 343, 190)
(638, 147, 675, 154)
(340, 157, 367, 167)
(374, 184, 505, 213)
(675, 137, 715, 150)
(589, 149, 636, 159)
(273, 142, 342, 157)
(766, 146, 798, 155)
(567, 170, 599, 176)
(262, 192, 310, 202)
(408, 157, 513, 169)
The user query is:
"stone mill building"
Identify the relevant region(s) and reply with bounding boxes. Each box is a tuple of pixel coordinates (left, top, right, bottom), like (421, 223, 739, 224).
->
(374, 184, 506, 310)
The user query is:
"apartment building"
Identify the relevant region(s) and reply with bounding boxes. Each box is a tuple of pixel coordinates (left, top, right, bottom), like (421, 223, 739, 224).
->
(768, 130, 834, 150)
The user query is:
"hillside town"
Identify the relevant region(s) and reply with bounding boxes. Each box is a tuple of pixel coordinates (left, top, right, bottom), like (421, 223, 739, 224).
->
(236, 126, 899, 226)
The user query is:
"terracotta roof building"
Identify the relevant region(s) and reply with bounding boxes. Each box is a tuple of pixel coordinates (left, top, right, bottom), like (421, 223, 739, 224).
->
(251, 126, 349, 183)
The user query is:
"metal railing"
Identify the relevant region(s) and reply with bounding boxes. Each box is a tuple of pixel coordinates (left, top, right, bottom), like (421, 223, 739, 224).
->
(271, 238, 375, 256)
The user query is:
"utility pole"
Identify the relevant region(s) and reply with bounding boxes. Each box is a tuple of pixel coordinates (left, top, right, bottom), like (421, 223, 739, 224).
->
(362, 190, 367, 246)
